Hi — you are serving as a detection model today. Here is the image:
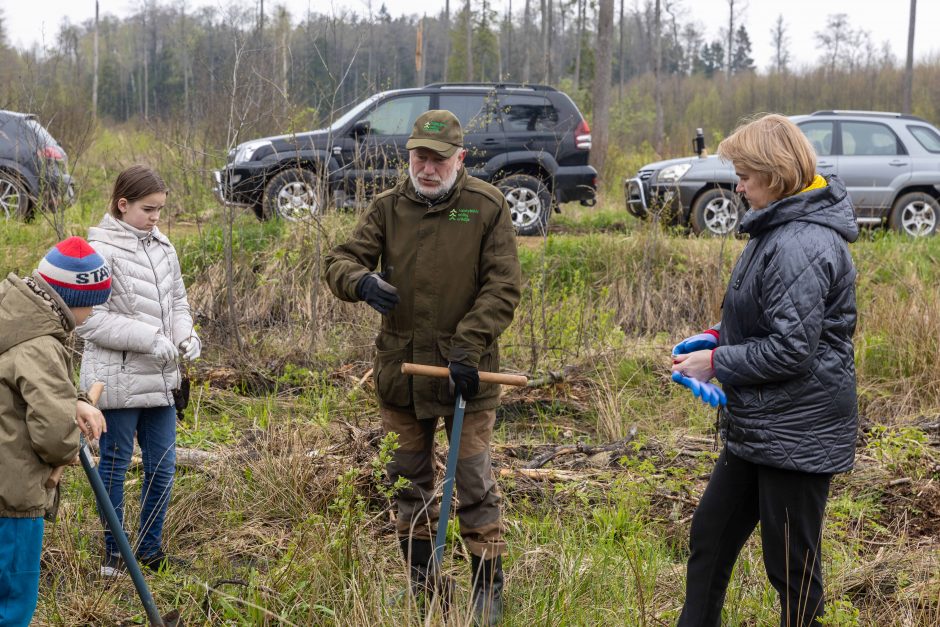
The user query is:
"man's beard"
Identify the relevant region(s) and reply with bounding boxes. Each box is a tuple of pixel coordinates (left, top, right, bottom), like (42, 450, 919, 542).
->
(409, 164, 460, 199)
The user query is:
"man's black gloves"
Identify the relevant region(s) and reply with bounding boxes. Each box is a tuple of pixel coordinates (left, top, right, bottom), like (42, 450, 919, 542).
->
(356, 272, 399, 315)
(448, 361, 480, 400)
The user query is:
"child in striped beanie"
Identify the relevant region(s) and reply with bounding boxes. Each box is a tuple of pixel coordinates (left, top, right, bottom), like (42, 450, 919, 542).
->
(0, 236, 109, 626)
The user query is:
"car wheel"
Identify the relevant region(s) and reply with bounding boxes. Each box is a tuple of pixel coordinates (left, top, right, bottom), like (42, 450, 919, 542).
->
(0, 171, 31, 220)
(497, 174, 552, 236)
(889, 192, 939, 237)
(260, 168, 325, 221)
(690, 188, 744, 236)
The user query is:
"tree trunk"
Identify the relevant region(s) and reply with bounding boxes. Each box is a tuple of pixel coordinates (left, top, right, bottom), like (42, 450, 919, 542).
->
(281, 20, 289, 101)
(726, 0, 734, 78)
(654, 0, 664, 154)
(505, 0, 512, 79)
(618, 0, 624, 100)
(573, 0, 583, 90)
(92, 1, 99, 119)
(466, 0, 474, 81)
(181, 6, 190, 117)
(541, 0, 551, 83)
(443, 0, 451, 82)
(590, 0, 613, 177)
(416, 16, 426, 86)
(903, 0, 916, 114)
(522, 0, 531, 81)
(367, 1, 374, 87)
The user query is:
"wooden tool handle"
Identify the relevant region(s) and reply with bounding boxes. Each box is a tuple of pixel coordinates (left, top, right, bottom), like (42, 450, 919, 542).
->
(46, 382, 105, 489)
(401, 363, 528, 387)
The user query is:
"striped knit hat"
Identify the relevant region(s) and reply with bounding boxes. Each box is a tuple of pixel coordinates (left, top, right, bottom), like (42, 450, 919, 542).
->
(37, 237, 112, 307)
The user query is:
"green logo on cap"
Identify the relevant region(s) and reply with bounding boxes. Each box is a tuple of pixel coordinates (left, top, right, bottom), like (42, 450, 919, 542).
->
(423, 121, 447, 133)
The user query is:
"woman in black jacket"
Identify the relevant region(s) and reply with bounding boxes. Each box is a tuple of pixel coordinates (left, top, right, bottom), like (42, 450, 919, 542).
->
(671, 114, 858, 626)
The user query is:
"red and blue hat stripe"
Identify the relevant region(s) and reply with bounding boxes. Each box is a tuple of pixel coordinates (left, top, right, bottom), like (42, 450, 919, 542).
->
(38, 237, 112, 307)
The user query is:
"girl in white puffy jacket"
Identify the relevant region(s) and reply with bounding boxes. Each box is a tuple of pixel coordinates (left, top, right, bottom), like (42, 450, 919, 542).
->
(78, 164, 200, 575)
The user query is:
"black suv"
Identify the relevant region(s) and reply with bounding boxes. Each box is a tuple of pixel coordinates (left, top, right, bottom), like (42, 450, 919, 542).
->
(213, 83, 597, 235)
(0, 110, 73, 220)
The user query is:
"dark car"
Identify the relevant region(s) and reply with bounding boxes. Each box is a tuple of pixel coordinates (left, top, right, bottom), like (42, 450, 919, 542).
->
(213, 83, 597, 235)
(625, 111, 940, 237)
(0, 110, 74, 220)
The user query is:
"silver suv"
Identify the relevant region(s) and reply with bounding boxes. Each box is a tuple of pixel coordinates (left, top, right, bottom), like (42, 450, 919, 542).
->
(625, 111, 940, 237)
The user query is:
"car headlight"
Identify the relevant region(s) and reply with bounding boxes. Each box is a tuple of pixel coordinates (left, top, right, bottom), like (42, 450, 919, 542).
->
(233, 140, 272, 165)
(657, 163, 692, 183)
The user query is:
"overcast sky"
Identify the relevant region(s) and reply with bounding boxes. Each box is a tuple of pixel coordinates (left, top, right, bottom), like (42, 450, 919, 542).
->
(5, 0, 938, 73)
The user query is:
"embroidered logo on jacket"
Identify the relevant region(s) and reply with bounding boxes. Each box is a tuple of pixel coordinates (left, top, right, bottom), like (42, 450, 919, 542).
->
(448, 208, 480, 223)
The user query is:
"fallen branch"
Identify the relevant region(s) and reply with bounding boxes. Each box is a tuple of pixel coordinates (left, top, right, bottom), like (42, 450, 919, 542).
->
(524, 426, 638, 469)
(525, 365, 579, 388)
(499, 467, 599, 483)
(82, 441, 221, 468)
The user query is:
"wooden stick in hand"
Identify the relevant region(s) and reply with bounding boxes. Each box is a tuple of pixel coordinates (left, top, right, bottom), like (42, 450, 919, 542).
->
(401, 363, 528, 387)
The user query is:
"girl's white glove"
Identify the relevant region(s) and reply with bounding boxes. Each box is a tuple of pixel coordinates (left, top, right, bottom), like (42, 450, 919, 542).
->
(179, 336, 202, 361)
(152, 334, 179, 361)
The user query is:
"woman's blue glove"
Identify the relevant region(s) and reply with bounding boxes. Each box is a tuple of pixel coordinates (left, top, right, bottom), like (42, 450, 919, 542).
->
(672, 371, 727, 407)
(672, 330, 719, 356)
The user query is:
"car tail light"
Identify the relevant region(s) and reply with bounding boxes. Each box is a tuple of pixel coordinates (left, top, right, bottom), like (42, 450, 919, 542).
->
(575, 119, 592, 150)
(38, 145, 66, 161)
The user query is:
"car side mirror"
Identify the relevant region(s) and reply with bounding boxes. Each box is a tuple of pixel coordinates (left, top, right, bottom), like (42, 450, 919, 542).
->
(351, 120, 371, 137)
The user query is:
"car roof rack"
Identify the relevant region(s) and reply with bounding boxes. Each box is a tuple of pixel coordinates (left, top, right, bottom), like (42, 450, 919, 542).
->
(423, 82, 556, 91)
(810, 110, 927, 122)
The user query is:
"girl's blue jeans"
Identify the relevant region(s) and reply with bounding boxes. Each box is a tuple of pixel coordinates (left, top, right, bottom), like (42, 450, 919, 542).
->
(97, 405, 176, 559)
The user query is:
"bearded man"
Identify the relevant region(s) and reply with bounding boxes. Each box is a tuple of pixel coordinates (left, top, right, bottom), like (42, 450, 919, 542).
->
(324, 110, 521, 624)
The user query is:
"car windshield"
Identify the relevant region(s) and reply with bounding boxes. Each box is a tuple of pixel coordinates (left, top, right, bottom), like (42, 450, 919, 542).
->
(327, 94, 384, 132)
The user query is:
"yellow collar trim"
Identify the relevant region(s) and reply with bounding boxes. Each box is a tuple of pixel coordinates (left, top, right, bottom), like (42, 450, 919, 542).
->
(800, 174, 827, 194)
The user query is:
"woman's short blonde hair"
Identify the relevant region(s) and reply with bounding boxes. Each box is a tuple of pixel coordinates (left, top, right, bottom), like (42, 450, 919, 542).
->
(717, 114, 817, 199)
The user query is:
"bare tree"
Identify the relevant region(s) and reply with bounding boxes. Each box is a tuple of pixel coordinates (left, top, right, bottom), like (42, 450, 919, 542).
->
(504, 0, 513, 77)
(574, 0, 584, 89)
(903, 0, 916, 113)
(770, 14, 790, 74)
(653, 0, 663, 153)
(443, 0, 451, 81)
(815, 14, 869, 74)
(591, 0, 613, 176)
(618, 0, 625, 98)
(92, 1, 98, 118)
(522, 0, 531, 81)
(466, 0, 474, 80)
(416, 16, 426, 86)
(725, 0, 746, 78)
(541, 0, 552, 83)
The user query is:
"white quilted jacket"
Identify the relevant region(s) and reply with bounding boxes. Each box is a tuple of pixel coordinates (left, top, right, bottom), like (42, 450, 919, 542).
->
(78, 213, 196, 410)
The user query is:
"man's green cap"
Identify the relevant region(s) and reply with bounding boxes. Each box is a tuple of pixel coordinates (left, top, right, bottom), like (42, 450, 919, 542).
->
(406, 110, 464, 157)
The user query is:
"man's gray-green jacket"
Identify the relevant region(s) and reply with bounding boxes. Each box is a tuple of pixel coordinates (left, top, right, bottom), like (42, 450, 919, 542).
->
(325, 169, 522, 419)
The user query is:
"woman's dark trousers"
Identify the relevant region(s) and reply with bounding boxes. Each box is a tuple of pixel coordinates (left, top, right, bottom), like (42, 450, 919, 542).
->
(678, 448, 832, 627)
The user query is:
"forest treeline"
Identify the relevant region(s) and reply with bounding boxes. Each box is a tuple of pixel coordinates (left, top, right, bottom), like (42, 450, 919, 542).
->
(0, 1, 937, 182)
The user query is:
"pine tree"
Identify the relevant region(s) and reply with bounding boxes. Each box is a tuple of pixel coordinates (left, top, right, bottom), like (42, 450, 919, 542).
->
(731, 25, 754, 73)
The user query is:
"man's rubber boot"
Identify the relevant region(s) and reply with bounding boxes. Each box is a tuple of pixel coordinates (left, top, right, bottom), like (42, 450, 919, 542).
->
(471, 555, 504, 626)
(400, 537, 433, 596)
(397, 538, 453, 617)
